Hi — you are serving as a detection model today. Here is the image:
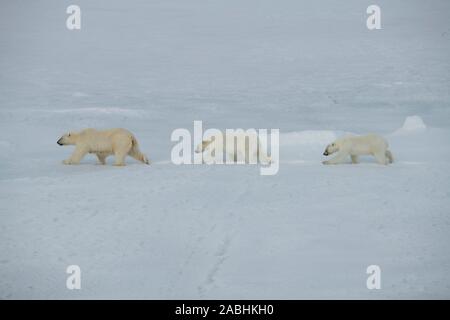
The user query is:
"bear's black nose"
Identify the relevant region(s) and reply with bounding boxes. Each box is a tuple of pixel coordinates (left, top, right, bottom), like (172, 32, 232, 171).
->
(323, 151, 328, 156)
(57, 139, 63, 146)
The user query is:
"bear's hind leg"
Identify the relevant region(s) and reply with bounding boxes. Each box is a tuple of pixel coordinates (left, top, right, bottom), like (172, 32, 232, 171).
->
(373, 151, 388, 165)
(112, 138, 133, 166)
(128, 149, 150, 165)
(258, 152, 271, 165)
(113, 151, 127, 166)
(385, 150, 394, 164)
(257, 144, 271, 165)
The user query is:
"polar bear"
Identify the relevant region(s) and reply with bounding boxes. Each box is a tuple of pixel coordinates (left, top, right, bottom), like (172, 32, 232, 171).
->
(195, 132, 272, 164)
(322, 134, 393, 165)
(57, 128, 150, 166)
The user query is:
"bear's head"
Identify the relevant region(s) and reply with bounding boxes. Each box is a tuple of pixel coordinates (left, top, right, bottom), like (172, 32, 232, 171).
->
(323, 141, 338, 156)
(195, 139, 214, 153)
(57, 132, 77, 146)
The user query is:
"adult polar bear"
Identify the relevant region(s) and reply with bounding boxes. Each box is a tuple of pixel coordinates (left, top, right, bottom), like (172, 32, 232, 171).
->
(322, 134, 393, 165)
(57, 128, 150, 166)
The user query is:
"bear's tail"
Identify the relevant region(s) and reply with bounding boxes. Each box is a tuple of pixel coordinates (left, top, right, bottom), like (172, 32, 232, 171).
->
(385, 150, 394, 164)
(130, 135, 150, 165)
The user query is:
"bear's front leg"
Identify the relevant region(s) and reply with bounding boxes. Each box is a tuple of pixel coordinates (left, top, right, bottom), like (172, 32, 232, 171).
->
(96, 153, 107, 165)
(63, 146, 88, 165)
(322, 152, 348, 165)
(351, 155, 359, 164)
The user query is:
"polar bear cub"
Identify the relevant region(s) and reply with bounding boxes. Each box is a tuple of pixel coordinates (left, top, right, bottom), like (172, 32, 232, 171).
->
(57, 128, 150, 166)
(195, 132, 272, 164)
(322, 134, 393, 165)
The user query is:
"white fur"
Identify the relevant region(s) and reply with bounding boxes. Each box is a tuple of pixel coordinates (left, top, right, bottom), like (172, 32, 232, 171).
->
(57, 128, 150, 166)
(322, 134, 393, 165)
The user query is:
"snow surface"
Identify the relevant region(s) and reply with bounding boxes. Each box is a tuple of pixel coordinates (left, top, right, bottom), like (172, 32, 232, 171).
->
(1, 0, 450, 299)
